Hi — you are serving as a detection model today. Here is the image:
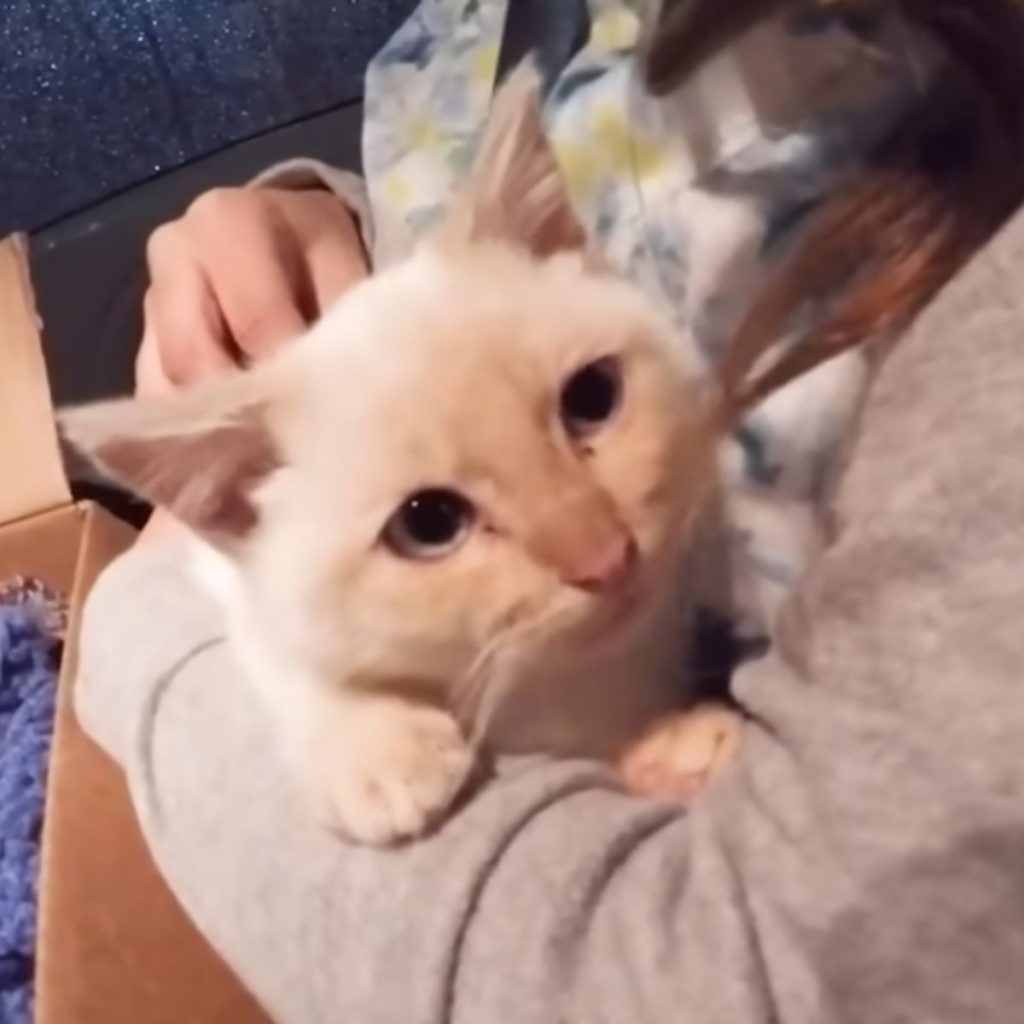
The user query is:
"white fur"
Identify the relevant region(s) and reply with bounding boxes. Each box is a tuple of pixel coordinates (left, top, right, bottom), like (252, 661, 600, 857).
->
(65, 66, 721, 844)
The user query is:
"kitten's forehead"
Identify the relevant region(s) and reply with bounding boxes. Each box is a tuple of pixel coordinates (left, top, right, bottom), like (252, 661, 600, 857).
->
(308, 246, 669, 389)
(276, 243, 681, 490)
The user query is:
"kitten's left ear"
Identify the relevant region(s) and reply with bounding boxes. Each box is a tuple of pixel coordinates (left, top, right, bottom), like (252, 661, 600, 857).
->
(60, 373, 279, 550)
(440, 62, 588, 258)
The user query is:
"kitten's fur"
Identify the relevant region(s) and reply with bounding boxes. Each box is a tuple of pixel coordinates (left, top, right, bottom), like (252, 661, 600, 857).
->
(63, 67, 726, 844)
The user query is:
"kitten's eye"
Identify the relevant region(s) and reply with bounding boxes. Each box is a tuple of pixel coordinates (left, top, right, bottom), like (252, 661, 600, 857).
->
(560, 357, 621, 438)
(383, 488, 474, 559)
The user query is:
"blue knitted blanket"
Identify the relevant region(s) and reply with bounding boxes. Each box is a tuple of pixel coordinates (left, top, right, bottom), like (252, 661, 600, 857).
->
(0, 595, 62, 1024)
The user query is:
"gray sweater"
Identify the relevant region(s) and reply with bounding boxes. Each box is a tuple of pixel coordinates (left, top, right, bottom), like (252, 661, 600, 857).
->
(77, 209, 1024, 1024)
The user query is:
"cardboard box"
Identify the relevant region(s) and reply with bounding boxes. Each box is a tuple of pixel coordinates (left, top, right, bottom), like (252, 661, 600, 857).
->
(0, 235, 270, 1023)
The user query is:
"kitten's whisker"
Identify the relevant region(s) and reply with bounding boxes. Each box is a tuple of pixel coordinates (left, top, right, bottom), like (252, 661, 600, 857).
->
(454, 605, 573, 744)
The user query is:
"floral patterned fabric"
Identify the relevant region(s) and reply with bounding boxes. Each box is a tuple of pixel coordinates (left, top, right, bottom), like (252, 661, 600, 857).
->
(360, 0, 938, 627)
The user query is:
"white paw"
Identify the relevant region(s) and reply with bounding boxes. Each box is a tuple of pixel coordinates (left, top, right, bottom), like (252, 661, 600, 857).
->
(300, 700, 474, 846)
(618, 703, 743, 806)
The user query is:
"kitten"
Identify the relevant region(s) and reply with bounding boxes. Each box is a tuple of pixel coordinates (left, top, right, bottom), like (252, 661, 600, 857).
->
(63, 66, 740, 845)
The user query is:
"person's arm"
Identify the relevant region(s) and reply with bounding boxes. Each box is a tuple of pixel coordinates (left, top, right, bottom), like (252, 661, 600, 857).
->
(76, 210, 1024, 1024)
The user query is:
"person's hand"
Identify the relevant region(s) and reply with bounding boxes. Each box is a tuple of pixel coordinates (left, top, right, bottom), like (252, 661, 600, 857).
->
(137, 186, 368, 394)
(134, 185, 367, 545)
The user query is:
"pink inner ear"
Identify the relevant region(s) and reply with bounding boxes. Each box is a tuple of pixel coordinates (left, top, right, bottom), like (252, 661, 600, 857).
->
(529, 199, 589, 259)
(186, 423, 278, 537)
(440, 63, 589, 259)
(97, 417, 278, 543)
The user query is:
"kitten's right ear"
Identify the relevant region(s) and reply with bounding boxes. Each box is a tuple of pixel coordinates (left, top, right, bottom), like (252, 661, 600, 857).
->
(60, 375, 279, 550)
(440, 62, 588, 258)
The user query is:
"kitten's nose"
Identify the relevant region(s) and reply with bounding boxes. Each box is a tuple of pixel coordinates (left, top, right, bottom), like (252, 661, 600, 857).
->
(568, 533, 638, 593)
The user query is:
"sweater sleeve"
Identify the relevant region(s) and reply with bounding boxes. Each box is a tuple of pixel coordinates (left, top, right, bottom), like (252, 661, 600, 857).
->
(251, 158, 376, 261)
(76, 210, 1024, 1024)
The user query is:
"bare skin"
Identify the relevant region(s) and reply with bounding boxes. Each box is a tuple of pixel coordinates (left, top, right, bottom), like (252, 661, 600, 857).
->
(138, 185, 367, 391)
(135, 184, 369, 545)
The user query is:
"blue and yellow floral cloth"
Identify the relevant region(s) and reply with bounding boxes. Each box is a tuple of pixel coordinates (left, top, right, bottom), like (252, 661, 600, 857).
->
(360, 0, 937, 627)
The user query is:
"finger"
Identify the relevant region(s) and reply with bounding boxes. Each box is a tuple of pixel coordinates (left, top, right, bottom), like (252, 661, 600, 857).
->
(146, 227, 236, 386)
(150, 261, 236, 385)
(305, 231, 370, 313)
(189, 191, 309, 360)
(282, 192, 369, 312)
(134, 315, 177, 397)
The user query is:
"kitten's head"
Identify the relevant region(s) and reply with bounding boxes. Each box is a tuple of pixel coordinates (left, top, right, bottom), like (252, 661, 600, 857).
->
(63, 66, 716, 710)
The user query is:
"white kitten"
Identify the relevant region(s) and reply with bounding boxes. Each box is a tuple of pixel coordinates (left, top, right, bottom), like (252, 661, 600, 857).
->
(63, 67, 727, 844)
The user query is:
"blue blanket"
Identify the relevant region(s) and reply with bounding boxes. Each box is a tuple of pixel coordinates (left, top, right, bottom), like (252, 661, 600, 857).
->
(0, 606, 59, 1024)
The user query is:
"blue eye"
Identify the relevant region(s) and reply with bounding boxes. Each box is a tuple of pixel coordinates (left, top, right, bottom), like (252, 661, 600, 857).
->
(384, 488, 474, 559)
(560, 357, 621, 438)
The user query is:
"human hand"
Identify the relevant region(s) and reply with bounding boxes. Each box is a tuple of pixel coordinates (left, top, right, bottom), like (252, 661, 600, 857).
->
(137, 186, 368, 394)
(134, 185, 367, 544)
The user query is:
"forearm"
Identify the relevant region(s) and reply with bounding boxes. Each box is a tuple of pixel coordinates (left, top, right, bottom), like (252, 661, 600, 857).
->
(77, 546, 690, 1023)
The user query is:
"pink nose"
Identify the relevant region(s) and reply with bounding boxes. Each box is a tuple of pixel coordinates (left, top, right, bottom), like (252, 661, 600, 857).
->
(567, 534, 638, 593)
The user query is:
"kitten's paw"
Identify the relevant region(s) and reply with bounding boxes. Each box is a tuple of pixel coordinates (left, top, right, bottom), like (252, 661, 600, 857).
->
(307, 701, 474, 846)
(618, 704, 742, 806)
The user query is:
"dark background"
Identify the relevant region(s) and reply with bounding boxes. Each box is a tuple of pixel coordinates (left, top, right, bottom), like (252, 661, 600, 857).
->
(1, 0, 417, 234)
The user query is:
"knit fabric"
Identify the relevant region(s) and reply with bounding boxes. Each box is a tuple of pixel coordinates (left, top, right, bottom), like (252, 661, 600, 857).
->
(0, 582, 65, 1024)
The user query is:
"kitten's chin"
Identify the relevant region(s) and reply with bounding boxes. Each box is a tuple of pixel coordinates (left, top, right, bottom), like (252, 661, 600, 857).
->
(577, 586, 649, 647)
(561, 570, 671, 655)
(488, 573, 686, 759)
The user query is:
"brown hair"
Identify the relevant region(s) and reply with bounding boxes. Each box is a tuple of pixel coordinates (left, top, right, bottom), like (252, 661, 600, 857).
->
(645, 0, 1024, 421)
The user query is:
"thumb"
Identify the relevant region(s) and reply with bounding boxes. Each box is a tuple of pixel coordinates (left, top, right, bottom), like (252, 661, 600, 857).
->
(134, 321, 178, 398)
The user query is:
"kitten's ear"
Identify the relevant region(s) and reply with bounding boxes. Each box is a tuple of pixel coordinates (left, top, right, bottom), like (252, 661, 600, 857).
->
(441, 62, 588, 257)
(60, 375, 279, 550)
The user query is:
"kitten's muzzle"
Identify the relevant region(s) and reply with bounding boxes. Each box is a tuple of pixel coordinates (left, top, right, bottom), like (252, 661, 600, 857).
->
(565, 533, 638, 594)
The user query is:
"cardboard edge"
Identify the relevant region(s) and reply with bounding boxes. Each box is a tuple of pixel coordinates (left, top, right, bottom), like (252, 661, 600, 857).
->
(33, 505, 272, 1024)
(34, 503, 135, 1008)
(0, 234, 72, 523)
(0, 229, 270, 1024)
